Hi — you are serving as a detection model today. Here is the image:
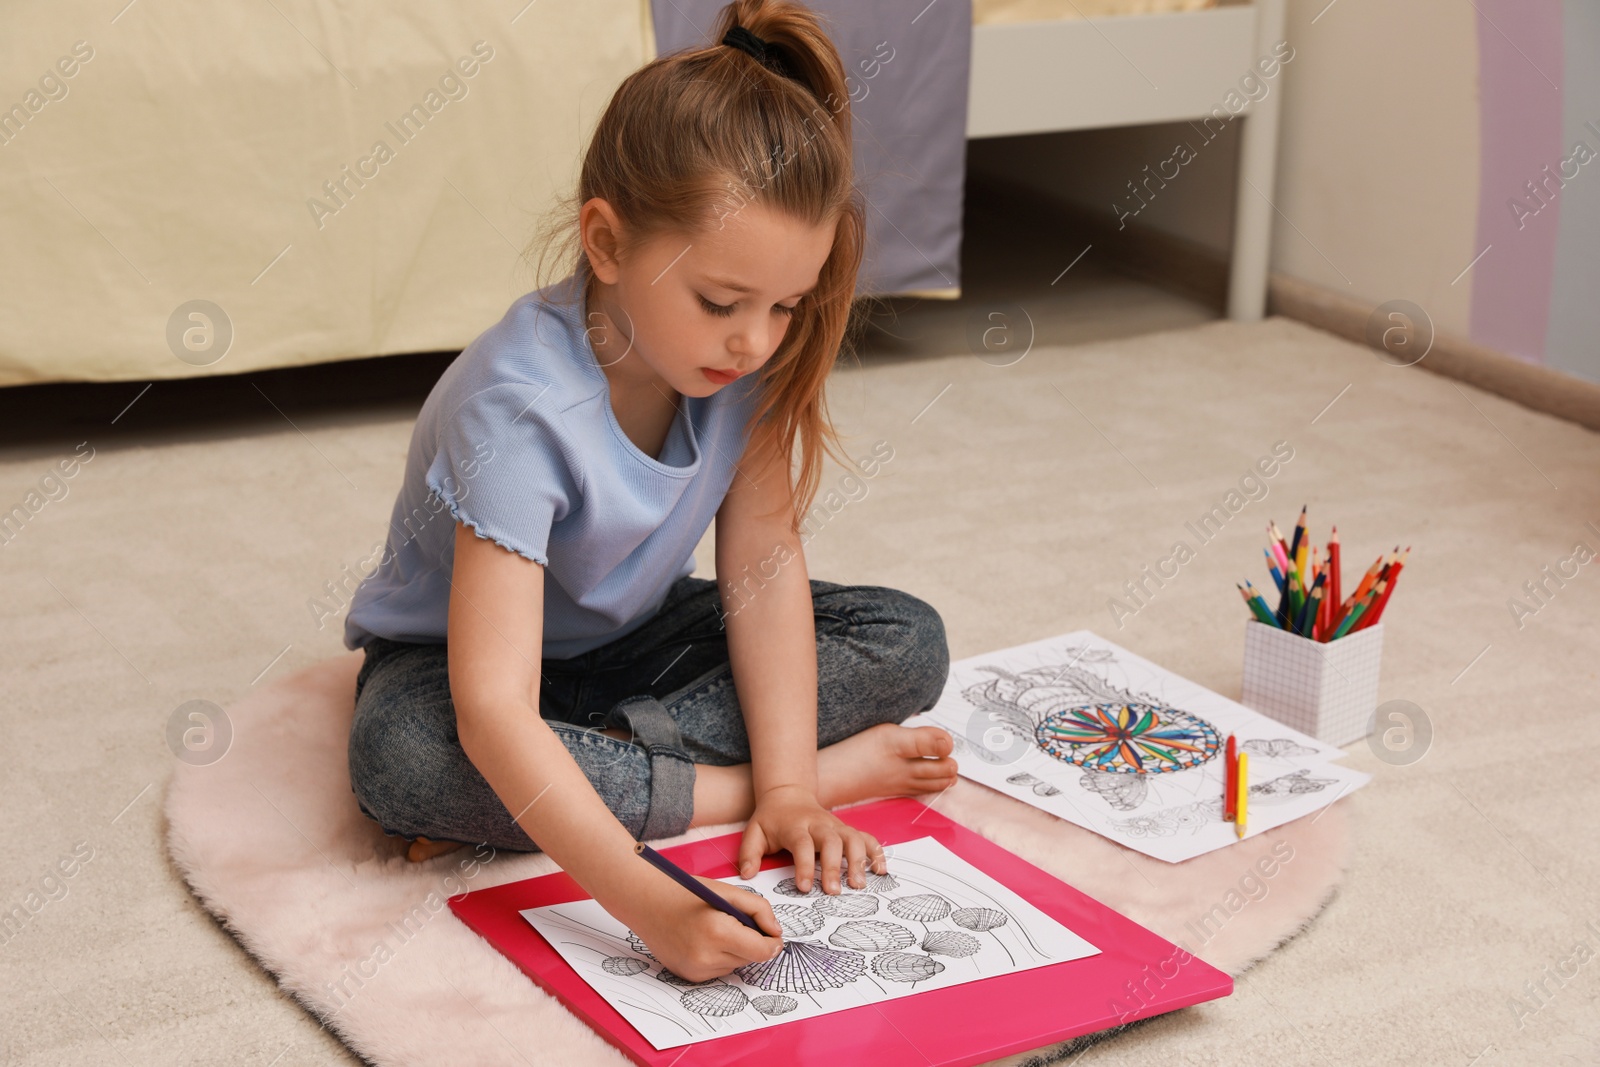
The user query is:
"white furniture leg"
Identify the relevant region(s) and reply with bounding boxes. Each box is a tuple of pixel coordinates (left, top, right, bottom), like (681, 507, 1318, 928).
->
(1228, 0, 1287, 321)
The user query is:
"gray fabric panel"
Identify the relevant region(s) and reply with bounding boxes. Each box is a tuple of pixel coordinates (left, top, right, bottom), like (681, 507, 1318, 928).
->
(648, 1, 971, 297)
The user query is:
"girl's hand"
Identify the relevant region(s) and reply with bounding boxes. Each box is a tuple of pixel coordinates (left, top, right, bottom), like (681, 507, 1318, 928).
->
(608, 870, 784, 984)
(737, 785, 885, 893)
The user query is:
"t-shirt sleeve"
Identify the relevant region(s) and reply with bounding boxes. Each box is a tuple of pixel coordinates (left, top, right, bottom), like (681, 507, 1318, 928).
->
(423, 381, 579, 566)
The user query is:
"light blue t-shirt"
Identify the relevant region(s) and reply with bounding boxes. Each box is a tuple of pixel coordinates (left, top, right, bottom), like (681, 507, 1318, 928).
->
(343, 273, 766, 659)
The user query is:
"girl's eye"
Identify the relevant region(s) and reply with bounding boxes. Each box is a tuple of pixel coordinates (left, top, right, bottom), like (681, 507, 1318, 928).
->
(697, 294, 735, 317)
(697, 294, 800, 318)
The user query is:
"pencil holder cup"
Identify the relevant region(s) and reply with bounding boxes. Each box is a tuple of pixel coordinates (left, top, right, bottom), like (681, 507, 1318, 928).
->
(1240, 620, 1384, 747)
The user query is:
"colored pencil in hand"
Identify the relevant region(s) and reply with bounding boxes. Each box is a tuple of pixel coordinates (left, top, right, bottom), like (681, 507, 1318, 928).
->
(635, 842, 772, 936)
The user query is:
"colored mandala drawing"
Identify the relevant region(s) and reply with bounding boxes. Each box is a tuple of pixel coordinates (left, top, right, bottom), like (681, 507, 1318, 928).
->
(1035, 702, 1221, 775)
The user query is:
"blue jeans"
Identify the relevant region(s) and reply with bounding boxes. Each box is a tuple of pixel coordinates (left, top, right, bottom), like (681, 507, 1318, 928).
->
(347, 576, 950, 851)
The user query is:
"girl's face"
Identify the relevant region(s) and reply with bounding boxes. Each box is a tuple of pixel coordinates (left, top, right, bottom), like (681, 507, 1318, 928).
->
(582, 198, 838, 398)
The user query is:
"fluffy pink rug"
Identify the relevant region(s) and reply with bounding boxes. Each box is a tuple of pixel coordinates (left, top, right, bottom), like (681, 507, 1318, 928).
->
(164, 653, 1353, 1067)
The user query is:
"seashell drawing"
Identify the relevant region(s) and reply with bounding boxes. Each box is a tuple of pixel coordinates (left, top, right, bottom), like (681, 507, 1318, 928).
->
(871, 951, 945, 983)
(859, 870, 899, 893)
(655, 968, 720, 987)
(679, 983, 749, 1017)
(772, 876, 823, 898)
(1006, 771, 1062, 797)
(625, 931, 656, 959)
(921, 930, 981, 958)
(828, 920, 915, 953)
(735, 940, 865, 993)
(771, 903, 824, 938)
(750, 994, 798, 1016)
(811, 892, 880, 918)
(888, 893, 953, 923)
(951, 907, 1008, 932)
(600, 956, 649, 977)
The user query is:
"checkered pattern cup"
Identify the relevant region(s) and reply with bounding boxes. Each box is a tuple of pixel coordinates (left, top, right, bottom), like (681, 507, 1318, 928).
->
(1240, 620, 1383, 747)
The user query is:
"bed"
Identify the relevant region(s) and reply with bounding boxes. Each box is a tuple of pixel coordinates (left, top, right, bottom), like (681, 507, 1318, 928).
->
(0, 0, 1283, 387)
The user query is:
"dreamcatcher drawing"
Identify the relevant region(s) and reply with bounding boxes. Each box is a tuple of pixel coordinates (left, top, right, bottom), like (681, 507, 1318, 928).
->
(958, 648, 1222, 811)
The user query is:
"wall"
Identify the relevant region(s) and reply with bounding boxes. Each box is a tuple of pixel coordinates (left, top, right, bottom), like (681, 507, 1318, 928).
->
(970, 0, 1600, 385)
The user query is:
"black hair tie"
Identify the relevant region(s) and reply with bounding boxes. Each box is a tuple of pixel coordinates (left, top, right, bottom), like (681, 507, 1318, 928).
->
(722, 24, 795, 79)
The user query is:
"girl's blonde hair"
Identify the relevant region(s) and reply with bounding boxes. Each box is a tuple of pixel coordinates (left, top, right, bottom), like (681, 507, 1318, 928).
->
(526, 0, 867, 534)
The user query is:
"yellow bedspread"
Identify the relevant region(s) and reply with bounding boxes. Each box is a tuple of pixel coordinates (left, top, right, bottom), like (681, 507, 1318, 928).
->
(0, 0, 653, 386)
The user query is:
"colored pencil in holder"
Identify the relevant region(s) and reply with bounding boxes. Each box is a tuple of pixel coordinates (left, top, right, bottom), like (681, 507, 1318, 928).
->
(1356, 547, 1408, 631)
(1333, 553, 1386, 630)
(1299, 583, 1324, 638)
(1332, 580, 1383, 640)
(1255, 519, 1403, 642)
(1243, 581, 1281, 628)
(1264, 548, 1286, 593)
(1268, 521, 1292, 574)
(1328, 527, 1342, 617)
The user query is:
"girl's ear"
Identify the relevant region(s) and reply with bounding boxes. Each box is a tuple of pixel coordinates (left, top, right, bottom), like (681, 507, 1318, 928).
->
(578, 197, 626, 283)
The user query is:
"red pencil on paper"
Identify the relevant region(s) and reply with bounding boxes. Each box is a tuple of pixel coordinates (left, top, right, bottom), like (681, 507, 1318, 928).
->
(1224, 734, 1237, 821)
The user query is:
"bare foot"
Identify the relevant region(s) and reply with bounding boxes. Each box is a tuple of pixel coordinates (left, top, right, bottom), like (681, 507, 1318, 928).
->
(817, 723, 958, 808)
(406, 836, 466, 863)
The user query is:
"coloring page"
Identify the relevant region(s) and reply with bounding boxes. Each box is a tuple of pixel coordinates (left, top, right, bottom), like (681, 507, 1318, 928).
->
(905, 630, 1372, 863)
(519, 836, 1100, 1050)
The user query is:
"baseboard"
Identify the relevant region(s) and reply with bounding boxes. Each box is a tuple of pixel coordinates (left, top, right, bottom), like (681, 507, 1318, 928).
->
(968, 172, 1600, 433)
(1267, 273, 1600, 433)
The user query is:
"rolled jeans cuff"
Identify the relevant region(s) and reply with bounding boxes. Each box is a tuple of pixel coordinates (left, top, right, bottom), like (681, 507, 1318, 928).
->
(610, 694, 696, 841)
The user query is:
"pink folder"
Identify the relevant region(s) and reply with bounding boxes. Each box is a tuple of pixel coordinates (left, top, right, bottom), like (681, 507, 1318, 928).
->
(448, 797, 1232, 1066)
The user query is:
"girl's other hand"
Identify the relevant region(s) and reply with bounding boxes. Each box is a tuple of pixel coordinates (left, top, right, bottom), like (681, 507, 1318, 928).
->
(610, 870, 784, 984)
(736, 785, 884, 894)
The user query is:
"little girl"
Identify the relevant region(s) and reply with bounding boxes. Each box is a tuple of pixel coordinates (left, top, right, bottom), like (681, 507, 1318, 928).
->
(342, 0, 956, 982)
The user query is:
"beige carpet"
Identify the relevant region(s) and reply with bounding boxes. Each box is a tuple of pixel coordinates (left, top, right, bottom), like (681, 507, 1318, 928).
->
(4, 305, 1599, 1066)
